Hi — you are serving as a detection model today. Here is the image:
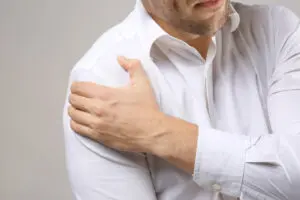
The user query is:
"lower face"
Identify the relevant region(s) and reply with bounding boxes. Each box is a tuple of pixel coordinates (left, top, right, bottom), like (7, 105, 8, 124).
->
(148, 0, 230, 36)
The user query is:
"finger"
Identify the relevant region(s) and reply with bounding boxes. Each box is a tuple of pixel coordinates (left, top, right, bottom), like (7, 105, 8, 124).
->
(70, 82, 98, 98)
(117, 56, 149, 85)
(71, 82, 112, 99)
(70, 120, 97, 140)
(68, 105, 99, 128)
(117, 56, 131, 71)
(69, 94, 107, 117)
(69, 94, 103, 115)
(69, 94, 92, 112)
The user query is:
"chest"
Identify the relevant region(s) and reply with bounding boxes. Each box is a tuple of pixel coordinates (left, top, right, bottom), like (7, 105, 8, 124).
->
(146, 52, 271, 200)
(154, 50, 270, 136)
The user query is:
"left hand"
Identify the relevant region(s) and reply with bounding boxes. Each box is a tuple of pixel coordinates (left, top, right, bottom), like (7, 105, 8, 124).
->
(68, 56, 165, 153)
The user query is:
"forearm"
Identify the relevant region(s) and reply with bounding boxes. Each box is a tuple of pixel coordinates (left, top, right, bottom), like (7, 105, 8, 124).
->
(150, 114, 198, 174)
(149, 113, 300, 199)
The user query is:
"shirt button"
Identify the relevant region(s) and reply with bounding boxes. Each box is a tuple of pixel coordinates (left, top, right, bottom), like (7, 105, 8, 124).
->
(212, 184, 221, 192)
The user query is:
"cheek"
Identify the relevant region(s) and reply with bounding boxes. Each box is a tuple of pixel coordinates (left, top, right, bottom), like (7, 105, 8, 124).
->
(172, 0, 180, 12)
(161, 0, 178, 13)
(149, 0, 186, 23)
(216, 2, 230, 20)
(160, 1, 183, 20)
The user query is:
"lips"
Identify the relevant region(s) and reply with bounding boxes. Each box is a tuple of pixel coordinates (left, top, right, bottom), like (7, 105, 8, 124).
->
(192, 0, 214, 5)
(193, 0, 222, 8)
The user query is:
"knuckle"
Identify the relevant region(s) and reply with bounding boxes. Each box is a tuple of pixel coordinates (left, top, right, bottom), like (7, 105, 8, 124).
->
(90, 118, 103, 129)
(88, 127, 97, 137)
(108, 99, 118, 108)
(97, 87, 113, 100)
(131, 59, 141, 66)
(100, 90, 111, 100)
(131, 60, 142, 69)
(69, 94, 80, 107)
(94, 105, 105, 116)
(89, 119, 98, 129)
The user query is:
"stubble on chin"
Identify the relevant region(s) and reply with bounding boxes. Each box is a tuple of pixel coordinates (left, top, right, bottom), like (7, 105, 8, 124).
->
(176, 0, 231, 36)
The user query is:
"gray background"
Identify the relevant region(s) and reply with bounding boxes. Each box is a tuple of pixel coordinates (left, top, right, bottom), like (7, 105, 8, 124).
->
(0, 0, 299, 200)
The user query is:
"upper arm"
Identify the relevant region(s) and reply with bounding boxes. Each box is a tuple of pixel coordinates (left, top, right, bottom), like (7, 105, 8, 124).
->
(63, 66, 157, 200)
(268, 6, 300, 133)
(193, 6, 300, 199)
(240, 6, 300, 199)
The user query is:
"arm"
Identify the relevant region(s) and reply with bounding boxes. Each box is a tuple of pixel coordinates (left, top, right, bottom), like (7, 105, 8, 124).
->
(150, 6, 300, 200)
(63, 68, 157, 200)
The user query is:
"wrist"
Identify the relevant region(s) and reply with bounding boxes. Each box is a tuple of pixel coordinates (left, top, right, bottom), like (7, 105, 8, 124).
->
(148, 113, 175, 157)
(149, 114, 199, 172)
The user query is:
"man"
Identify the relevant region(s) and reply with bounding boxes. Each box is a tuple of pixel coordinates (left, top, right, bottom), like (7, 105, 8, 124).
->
(63, 0, 300, 199)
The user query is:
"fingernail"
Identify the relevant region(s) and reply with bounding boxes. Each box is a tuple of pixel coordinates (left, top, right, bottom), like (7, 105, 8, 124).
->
(118, 56, 128, 62)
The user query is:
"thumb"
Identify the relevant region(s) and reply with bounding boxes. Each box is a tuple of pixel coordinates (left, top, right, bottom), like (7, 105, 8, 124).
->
(117, 56, 149, 85)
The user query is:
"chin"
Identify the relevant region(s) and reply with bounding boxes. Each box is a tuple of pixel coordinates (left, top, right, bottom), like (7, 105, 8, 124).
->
(190, 0, 230, 34)
(187, 15, 228, 36)
(167, 2, 230, 36)
(201, 7, 230, 34)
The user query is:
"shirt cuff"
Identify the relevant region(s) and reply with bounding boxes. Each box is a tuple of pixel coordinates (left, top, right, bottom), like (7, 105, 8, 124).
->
(193, 128, 250, 197)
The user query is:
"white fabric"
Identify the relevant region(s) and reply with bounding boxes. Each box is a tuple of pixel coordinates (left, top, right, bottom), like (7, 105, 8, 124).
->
(63, 1, 300, 200)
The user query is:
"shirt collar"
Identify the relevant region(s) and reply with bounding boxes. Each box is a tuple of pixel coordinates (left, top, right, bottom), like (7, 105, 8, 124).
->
(134, 0, 240, 55)
(134, 0, 168, 54)
(229, 3, 240, 32)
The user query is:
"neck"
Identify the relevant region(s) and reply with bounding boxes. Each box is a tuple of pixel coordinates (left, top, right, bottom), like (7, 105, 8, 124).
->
(150, 14, 212, 59)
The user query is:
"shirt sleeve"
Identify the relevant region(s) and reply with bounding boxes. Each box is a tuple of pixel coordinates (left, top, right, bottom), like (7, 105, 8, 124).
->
(193, 6, 300, 200)
(63, 67, 157, 200)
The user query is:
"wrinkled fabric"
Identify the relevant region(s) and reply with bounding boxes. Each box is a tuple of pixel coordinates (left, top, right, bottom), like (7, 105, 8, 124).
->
(63, 1, 300, 200)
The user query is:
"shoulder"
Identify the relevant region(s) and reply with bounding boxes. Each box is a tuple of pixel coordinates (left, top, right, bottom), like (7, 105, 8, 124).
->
(233, 2, 299, 34)
(231, 3, 300, 89)
(69, 11, 145, 86)
(231, 3, 299, 64)
(233, 3, 300, 60)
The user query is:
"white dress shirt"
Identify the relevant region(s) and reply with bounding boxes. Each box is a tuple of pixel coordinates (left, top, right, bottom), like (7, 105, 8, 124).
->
(63, 1, 300, 199)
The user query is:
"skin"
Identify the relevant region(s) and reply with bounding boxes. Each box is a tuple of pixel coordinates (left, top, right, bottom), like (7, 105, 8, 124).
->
(68, 0, 230, 173)
(142, 0, 230, 57)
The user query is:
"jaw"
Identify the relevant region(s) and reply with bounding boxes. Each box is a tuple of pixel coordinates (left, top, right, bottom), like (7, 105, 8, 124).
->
(173, 0, 230, 35)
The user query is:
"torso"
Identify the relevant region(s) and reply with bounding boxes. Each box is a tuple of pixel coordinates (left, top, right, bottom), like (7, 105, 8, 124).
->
(145, 14, 272, 200)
